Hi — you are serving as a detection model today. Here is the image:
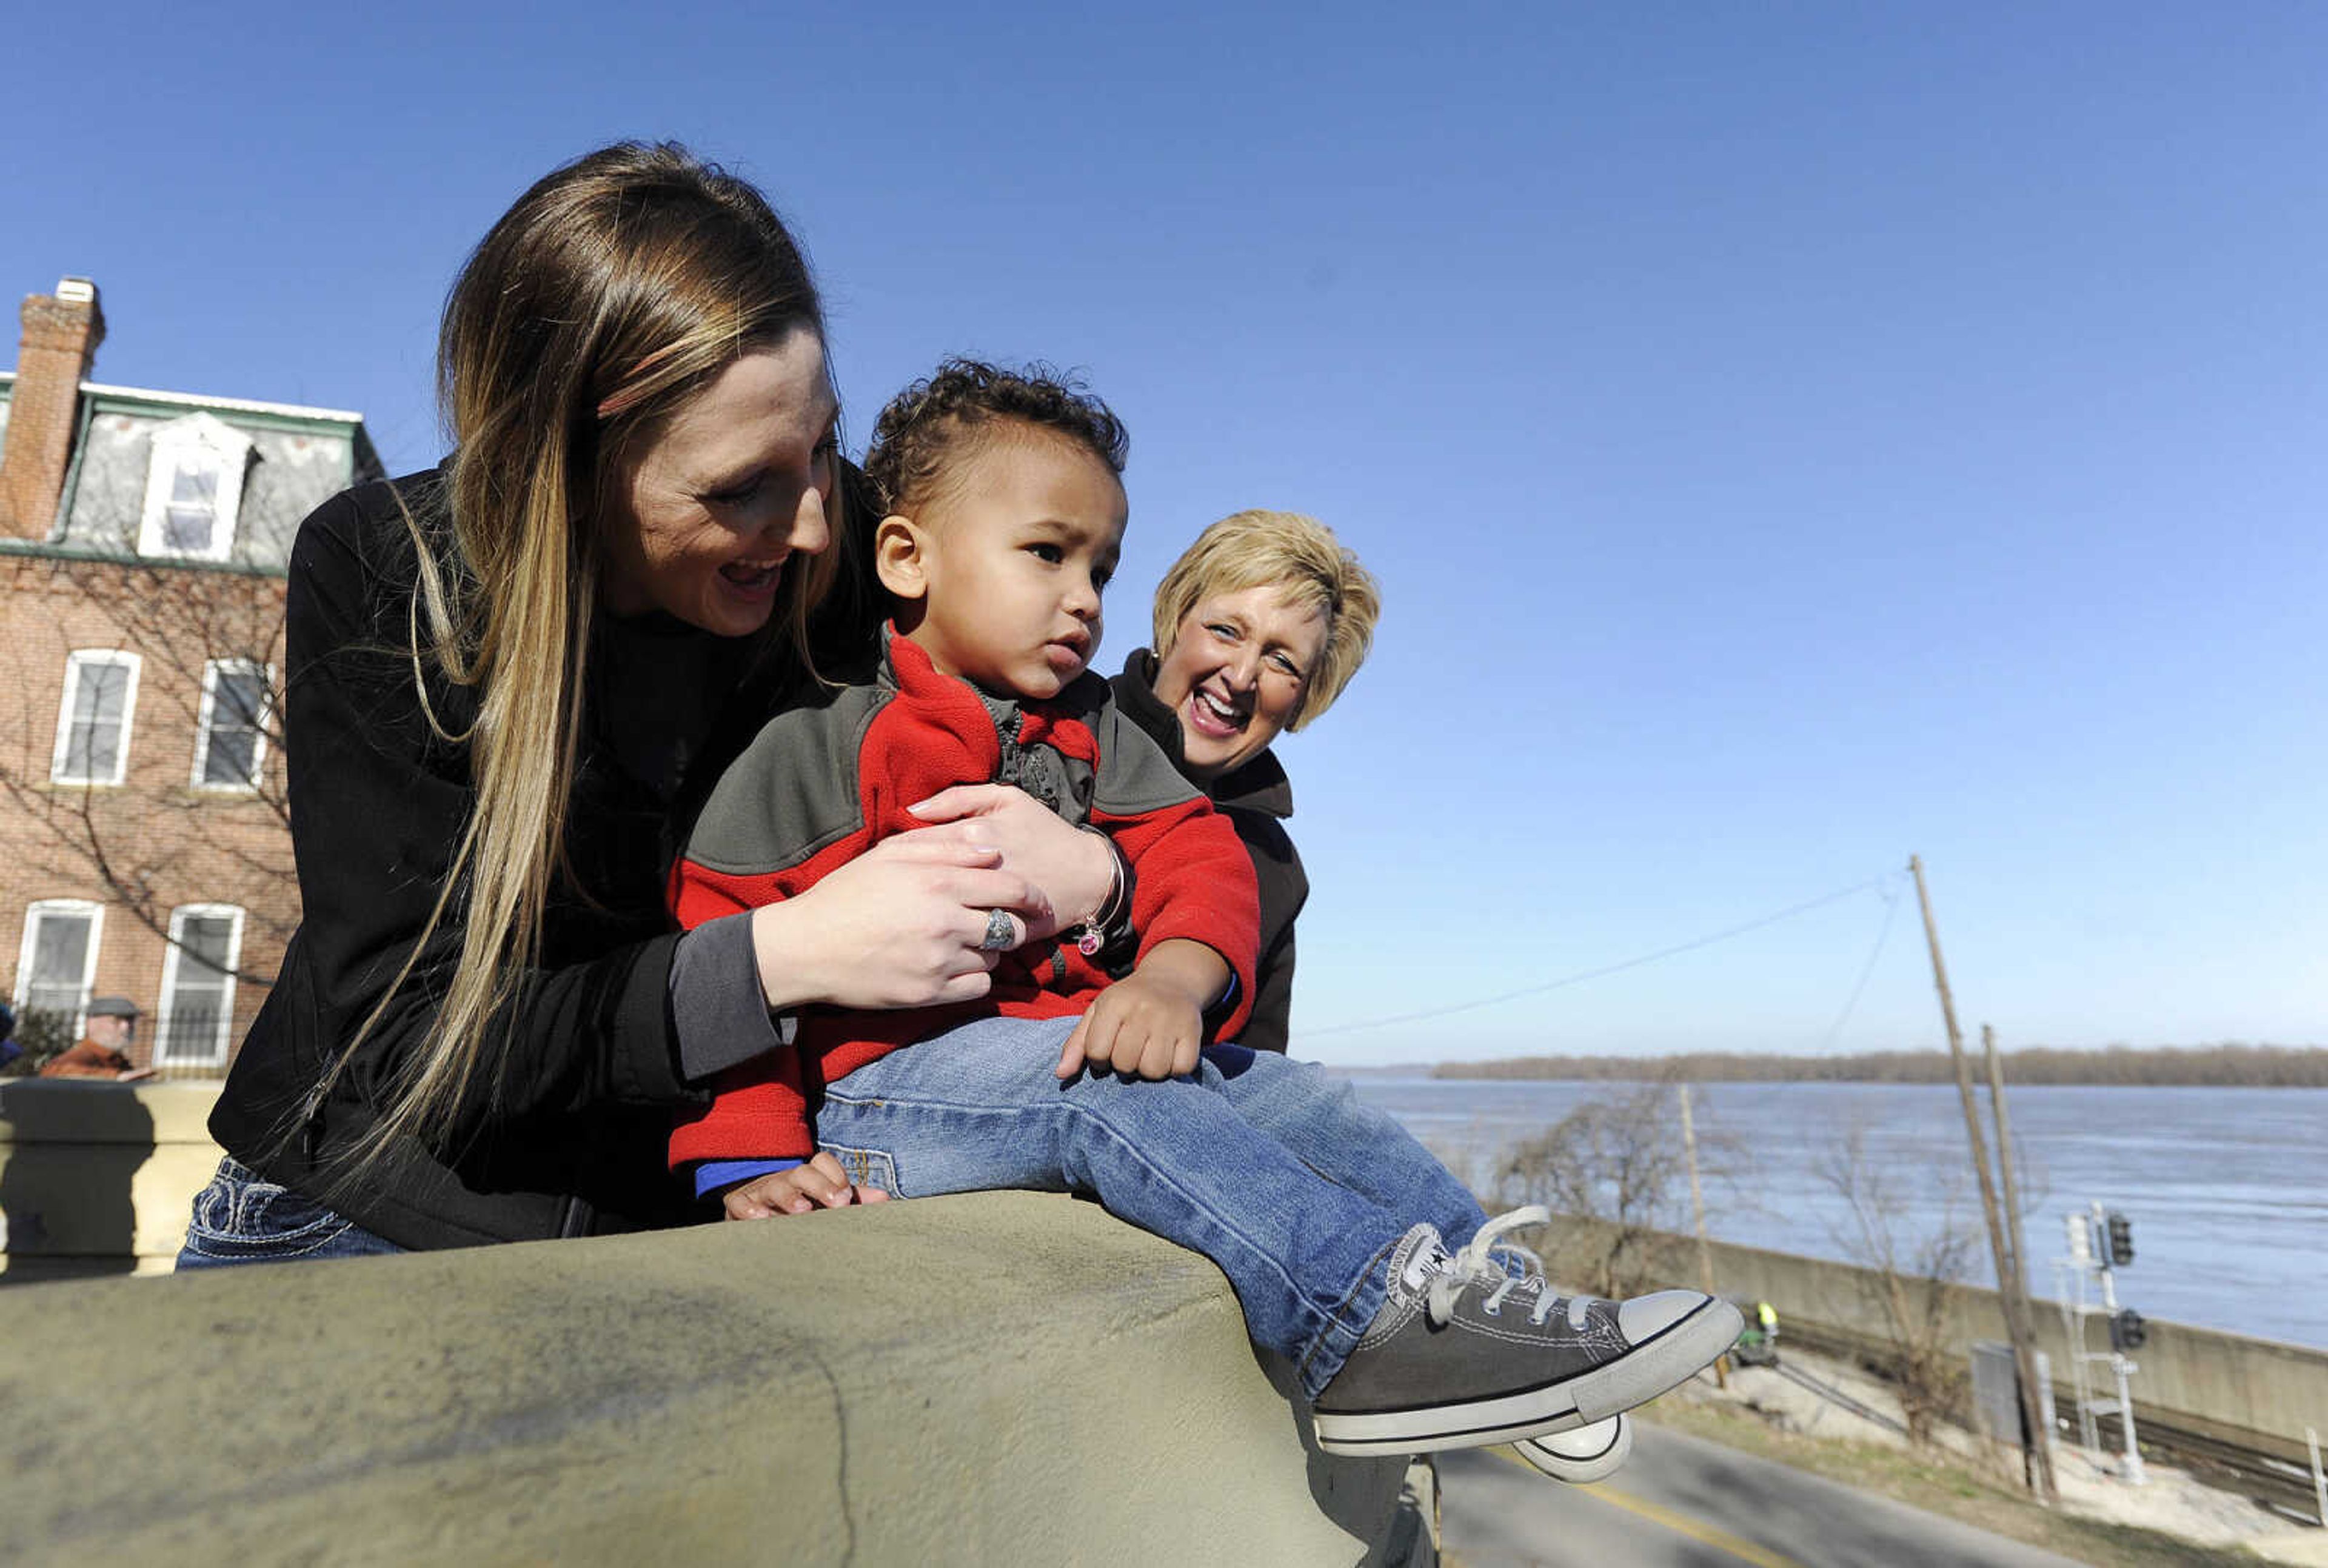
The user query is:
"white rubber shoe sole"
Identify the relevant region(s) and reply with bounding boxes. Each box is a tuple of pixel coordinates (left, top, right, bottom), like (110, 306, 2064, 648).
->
(1513, 1414, 1632, 1484)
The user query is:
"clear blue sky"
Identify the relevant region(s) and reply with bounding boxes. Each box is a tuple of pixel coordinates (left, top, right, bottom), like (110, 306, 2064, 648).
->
(9, 4, 2321, 1064)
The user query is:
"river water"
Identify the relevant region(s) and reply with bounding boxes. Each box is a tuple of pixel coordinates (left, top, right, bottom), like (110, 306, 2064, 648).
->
(1334, 1075, 2328, 1350)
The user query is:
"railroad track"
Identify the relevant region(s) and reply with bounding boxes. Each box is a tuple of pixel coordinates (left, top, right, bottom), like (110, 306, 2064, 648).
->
(1767, 1320, 2325, 1526)
(1753, 1346, 2323, 1526)
(2087, 1411, 2326, 1525)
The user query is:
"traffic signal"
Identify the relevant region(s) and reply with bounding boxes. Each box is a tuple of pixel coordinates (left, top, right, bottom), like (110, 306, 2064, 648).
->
(2110, 1308, 2147, 1353)
(2105, 1210, 2135, 1267)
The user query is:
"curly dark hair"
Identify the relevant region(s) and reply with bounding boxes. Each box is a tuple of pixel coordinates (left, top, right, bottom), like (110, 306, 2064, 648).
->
(861, 358, 1129, 515)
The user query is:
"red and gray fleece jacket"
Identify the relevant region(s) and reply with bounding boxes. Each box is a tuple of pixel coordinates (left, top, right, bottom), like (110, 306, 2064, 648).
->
(667, 631, 1260, 1170)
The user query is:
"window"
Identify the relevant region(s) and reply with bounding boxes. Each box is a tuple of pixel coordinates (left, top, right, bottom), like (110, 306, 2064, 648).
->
(154, 905, 242, 1068)
(138, 413, 253, 562)
(15, 900, 103, 1034)
(193, 660, 272, 790)
(162, 452, 224, 553)
(50, 650, 141, 786)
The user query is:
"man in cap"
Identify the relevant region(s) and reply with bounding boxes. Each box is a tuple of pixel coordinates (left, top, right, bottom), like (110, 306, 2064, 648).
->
(39, 997, 158, 1081)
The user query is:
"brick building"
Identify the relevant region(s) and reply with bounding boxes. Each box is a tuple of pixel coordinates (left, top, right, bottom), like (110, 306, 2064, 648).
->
(0, 279, 382, 1075)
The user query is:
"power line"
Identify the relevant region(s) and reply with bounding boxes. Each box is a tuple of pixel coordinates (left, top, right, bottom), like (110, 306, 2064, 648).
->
(1295, 871, 1904, 1040)
(1817, 877, 1904, 1053)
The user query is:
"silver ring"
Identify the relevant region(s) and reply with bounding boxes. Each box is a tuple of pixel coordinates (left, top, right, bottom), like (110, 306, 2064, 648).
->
(978, 908, 1017, 952)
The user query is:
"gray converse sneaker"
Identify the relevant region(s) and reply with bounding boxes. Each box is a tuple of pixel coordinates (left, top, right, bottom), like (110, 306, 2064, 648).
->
(1514, 1414, 1632, 1484)
(1311, 1207, 1742, 1457)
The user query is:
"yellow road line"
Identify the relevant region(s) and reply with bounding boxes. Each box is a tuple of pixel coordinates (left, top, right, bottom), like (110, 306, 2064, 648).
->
(1490, 1446, 1808, 1568)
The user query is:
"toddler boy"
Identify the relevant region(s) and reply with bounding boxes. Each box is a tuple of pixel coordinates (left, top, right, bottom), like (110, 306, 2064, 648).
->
(670, 361, 1740, 1466)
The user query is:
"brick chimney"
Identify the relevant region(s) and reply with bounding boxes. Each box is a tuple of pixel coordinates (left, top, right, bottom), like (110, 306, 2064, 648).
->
(0, 277, 106, 541)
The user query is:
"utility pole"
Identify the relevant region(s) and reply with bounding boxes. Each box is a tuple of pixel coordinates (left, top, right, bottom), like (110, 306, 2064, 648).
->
(1908, 855, 2058, 1504)
(1982, 1025, 2030, 1308)
(1678, 1081, 1725, 1387)
(1984, 1023, 2058, 1499)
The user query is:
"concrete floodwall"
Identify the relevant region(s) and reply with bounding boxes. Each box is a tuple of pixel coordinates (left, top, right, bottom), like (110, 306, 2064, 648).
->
(0, 1079, 220, 1278)
(0, 1189, 1426, 1566)
(1536, 1216, 2328, 1466)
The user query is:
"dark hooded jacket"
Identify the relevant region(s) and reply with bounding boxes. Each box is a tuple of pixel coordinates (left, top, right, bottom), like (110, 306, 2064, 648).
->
(1111, 650, 1308, 1053)
(208, 467, 820, 1249)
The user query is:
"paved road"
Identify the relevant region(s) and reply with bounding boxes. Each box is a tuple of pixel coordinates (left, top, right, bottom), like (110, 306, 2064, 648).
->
(1437, 1423, 2090, 1567)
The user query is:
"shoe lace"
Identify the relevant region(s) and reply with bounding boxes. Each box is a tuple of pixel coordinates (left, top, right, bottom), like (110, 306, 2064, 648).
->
(1490, 1237, 1545, 1279)
(1426, 1206, 1561, 1328)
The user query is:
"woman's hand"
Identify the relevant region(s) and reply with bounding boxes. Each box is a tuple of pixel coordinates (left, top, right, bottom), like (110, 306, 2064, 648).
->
(908, 784, 1116, 940)
(722, 1152, 893, 1219)
(750, 832, 1048, 1012)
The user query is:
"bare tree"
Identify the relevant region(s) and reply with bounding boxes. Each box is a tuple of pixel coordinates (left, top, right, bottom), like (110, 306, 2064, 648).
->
(1817, 1124, 1981, 1445)
(1497, 1078, 1742, 1298)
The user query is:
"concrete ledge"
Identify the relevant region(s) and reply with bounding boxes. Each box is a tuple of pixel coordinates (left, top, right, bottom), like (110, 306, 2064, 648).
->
(0, 1191, 1421, 1566)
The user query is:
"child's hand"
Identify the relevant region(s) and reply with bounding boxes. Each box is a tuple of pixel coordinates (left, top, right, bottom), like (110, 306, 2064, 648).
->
(1055, 939, 1229, 1080)
(1056, 972, 1203, 1081)
(722, 1152, 894, 1220)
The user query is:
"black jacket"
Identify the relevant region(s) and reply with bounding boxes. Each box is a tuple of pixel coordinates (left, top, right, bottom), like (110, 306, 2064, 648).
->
(1111, 651, 1308, 1054)
(210, 469, 808, 1248)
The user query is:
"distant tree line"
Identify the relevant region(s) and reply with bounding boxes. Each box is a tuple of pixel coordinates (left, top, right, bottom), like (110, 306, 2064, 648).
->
(1429, 1043, 2328, 1087)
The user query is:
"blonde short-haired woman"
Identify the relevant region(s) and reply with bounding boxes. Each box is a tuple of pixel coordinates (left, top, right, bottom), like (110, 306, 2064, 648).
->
(1109, 509, 1380, 1053)
(1111, 513, 1641, 1481)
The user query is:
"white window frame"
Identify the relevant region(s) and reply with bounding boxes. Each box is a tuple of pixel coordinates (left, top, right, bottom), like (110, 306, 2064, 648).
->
(137, 413, 253, 563)
(191, 659, 274, 792)
(15, 898, 104, 1036)
(50, 649, 142, 786)
(154, 903, 244, 1069)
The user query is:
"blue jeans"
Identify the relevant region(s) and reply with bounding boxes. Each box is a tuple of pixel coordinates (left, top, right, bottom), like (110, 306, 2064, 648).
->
(814, 1016, 1486, 1398)
(175, 1156, 406, 1269)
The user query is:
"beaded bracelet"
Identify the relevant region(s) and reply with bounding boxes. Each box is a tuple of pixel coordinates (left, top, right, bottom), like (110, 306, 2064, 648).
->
(1071, 829, 1132, 956)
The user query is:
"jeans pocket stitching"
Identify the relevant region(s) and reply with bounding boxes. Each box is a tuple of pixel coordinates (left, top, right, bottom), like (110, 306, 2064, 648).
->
(818, 1143, 902, 1198)
(184, 1205, 349, 1245)
(183, 1219, 357, 1259)
(185, 1174, 344, 1247)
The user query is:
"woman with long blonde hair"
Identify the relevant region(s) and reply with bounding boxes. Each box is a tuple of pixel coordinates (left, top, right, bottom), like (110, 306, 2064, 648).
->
(181, 143, 1114, 1259)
